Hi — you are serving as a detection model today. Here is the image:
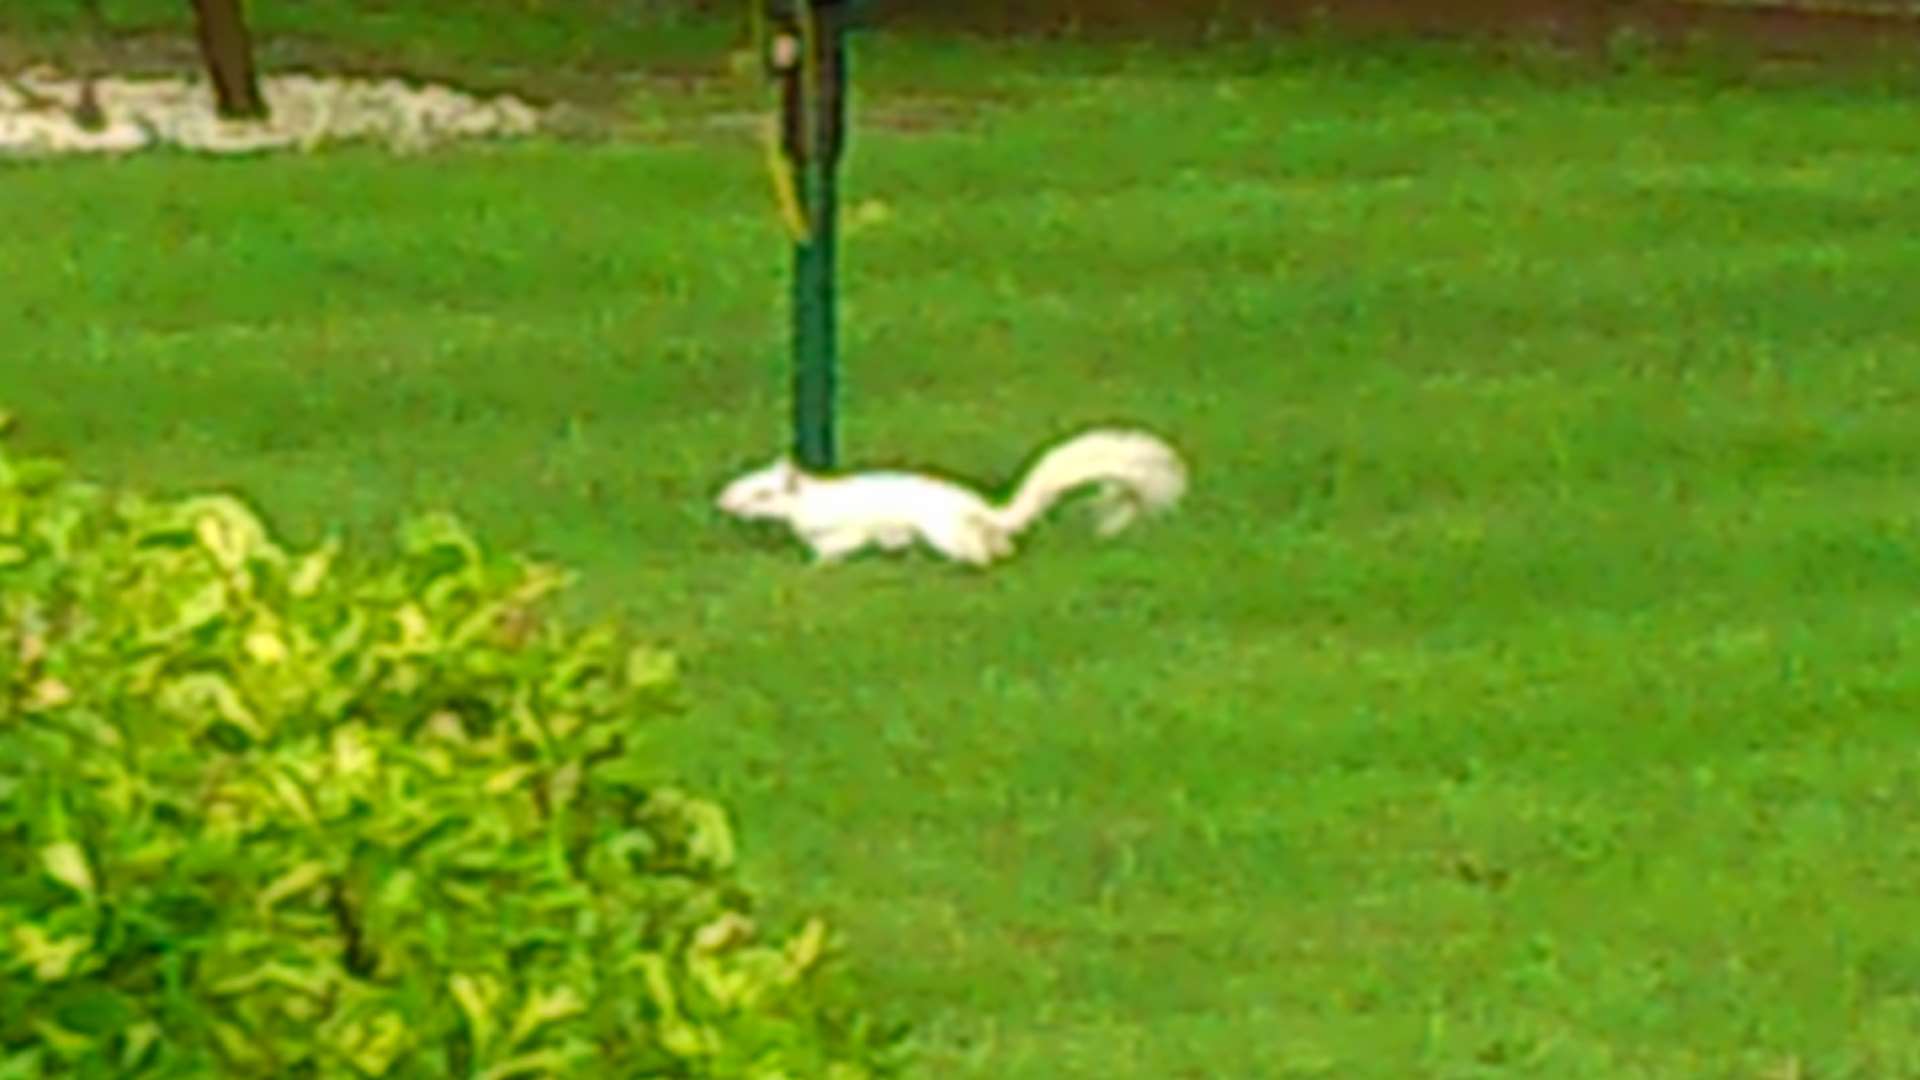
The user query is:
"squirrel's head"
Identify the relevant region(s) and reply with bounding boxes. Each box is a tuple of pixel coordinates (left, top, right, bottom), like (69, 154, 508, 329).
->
(715, 457, 803, 520)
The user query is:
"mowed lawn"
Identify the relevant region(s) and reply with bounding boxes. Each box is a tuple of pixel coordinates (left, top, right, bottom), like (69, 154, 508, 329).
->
(6, 24, 1920, 1077)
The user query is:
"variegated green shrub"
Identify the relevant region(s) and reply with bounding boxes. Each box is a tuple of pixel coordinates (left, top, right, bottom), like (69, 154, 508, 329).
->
(0, 413, 908, 1079)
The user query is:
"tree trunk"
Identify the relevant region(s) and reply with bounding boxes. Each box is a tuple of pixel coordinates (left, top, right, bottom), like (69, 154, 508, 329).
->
(74, 0, 111, 131)
(187, 0, 268, 120)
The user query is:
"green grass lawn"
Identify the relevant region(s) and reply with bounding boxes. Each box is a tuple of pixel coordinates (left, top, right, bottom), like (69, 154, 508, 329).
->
(7, 18, 1920, 1077)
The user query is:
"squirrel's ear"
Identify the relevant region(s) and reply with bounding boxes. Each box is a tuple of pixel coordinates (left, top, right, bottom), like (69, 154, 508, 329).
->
(778, 459, 800, 493)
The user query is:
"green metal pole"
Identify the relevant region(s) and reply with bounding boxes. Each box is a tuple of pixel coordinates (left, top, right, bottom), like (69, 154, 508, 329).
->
(782, 0, 850, 472)
(790, 115, 838, 470)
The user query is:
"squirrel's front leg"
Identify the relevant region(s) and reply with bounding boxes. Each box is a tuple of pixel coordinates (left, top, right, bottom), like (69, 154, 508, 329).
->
(805, 526, 869, 565)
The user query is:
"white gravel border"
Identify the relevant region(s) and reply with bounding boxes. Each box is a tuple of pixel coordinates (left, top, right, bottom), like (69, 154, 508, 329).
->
(1, 69, 545, 157)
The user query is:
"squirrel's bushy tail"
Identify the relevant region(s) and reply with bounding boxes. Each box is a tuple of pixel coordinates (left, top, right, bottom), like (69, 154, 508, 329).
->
(993, 427, 1188, 538)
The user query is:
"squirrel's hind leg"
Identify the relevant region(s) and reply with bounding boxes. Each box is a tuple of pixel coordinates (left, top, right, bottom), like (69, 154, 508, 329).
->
(921, 514, 1006, 566)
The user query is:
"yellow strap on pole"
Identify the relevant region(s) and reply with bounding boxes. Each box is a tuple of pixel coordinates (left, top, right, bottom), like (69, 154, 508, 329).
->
(752, 0, 815, 244)
(763, 119, 810, 243)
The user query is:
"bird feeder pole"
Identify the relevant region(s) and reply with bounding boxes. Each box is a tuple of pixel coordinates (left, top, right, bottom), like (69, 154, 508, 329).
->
(766, 0, 857, 471)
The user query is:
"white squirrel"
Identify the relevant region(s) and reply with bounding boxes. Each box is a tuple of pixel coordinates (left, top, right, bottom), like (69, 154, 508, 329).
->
(715, 426, 1188, 566)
